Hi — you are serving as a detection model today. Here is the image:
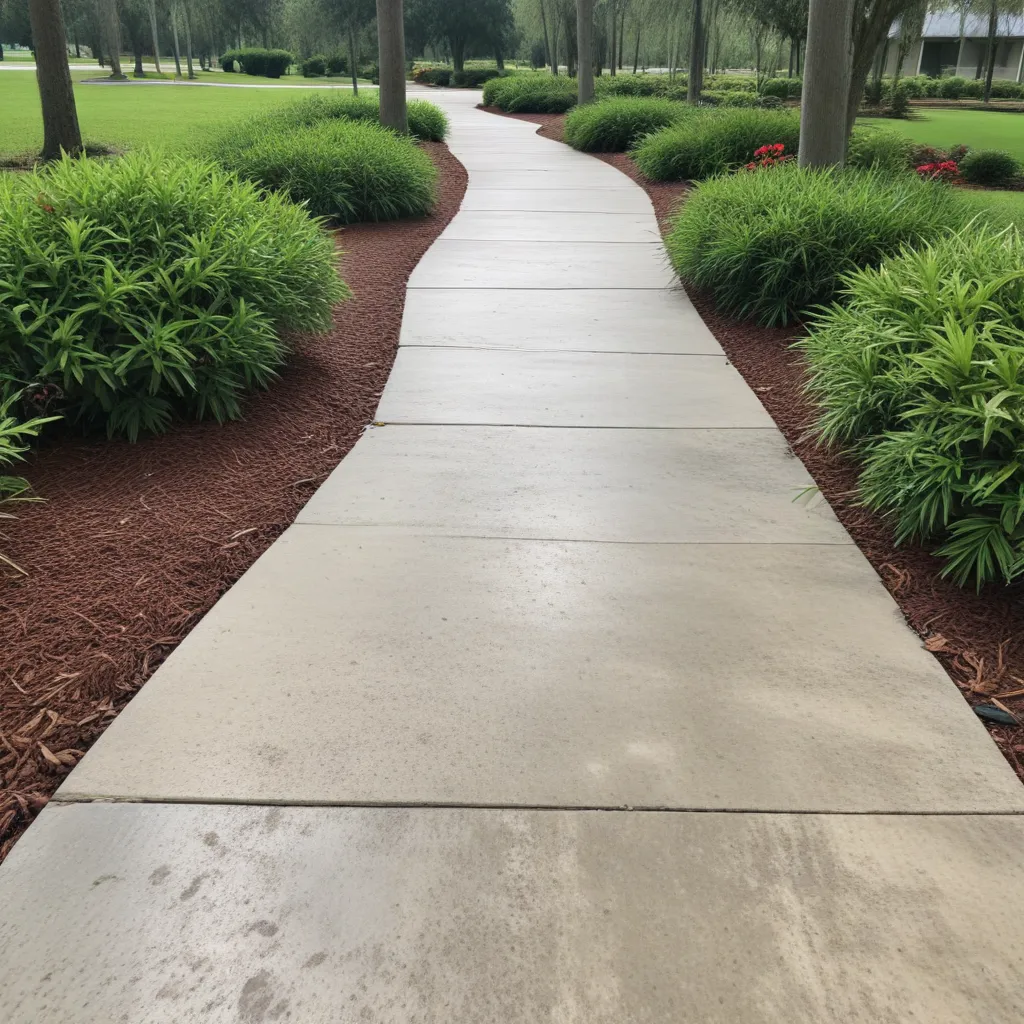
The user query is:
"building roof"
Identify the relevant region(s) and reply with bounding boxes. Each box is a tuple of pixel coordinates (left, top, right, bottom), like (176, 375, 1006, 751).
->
(890, 11, 1024, 40)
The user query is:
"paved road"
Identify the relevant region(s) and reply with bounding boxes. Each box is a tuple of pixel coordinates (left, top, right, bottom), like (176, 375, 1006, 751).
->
(1, 88, 1023, 1022)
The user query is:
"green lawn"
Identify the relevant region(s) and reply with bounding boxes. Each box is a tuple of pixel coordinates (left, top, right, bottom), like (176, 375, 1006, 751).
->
(861, 108, 1024, 159)
(964, 188, 1024, 227)
(0, 70, 362, 156)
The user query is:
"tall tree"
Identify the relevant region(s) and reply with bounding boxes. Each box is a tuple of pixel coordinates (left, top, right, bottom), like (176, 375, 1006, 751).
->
(577, 0, 594, 99)
(799, 0, 854, 166)
(983, 0, 999, 100)
(28, 0, 84, 158)
(99, 0, 126, 77)
(408, 0, 514, 72)
(377, 0, 407, 132)
(687, 0, 704, 101)
(148, 0, 162, 72)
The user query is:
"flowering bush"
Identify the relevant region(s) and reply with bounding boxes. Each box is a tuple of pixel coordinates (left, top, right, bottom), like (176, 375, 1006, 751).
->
(745, 142, 793, 170)
(915, 159, 959, 182)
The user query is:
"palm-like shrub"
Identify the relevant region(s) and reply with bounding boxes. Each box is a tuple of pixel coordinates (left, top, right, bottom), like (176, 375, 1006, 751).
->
(0, 152, 347, 440)
(483, 74, 578, 112)
(564, 97, 690, 152)
(214, 118, 437, 223)
(799, 227, 1024, 588)
(666, 166, 971, 326)
(631, 108, 801, 180)
(959, 149, 1021, 186)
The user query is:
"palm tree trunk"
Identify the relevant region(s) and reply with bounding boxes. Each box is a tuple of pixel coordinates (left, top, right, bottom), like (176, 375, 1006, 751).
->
(376, 0, 408, 133)
(348, 21, 359, 95)
(170, 4, 182, 78)
(633, 20, 640, 74)
(538, 0, 554, 74)
(183, 1, 195, 79)
(148, 0, 162, 73)
(686, 0, 703, 103)
(577, 0, 595, 101)
(28, 0, 83, 158)
(983, 0, 999, 102)
(800, 0, 854, 167)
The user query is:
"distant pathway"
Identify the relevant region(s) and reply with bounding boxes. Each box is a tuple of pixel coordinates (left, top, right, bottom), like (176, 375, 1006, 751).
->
(1, 87, 1023, 1023)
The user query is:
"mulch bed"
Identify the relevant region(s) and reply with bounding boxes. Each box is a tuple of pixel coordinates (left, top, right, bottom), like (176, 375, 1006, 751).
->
(0, 143, 468, 862)
(485, 105, 1024, 784)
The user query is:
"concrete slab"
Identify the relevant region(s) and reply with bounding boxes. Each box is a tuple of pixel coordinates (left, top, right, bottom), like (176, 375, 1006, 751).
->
(409, 239, 676, 289)
(459, 152, 601, 171)
(468, 168, 632, 189)
(297, 425, 849, 544)
(376, 349, 772, 427)
(461, 187, 653, 213)
(57, 530, 1024, 811)
(5, 803, 1023, 1024)
(398, 288, 724, 353)
(439, 210, 661, 243)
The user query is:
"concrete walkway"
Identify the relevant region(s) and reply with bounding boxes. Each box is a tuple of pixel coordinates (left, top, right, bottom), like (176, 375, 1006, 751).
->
(2, 89, 1024, 1022)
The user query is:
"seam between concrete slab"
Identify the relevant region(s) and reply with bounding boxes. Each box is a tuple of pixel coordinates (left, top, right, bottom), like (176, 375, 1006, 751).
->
(47, 795, 1024, 816)
(288, 529, 855, 546)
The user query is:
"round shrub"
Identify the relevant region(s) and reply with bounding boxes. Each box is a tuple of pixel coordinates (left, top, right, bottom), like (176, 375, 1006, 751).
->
(666, 165, 971, 326)
(959, 149, 1021, 186)
(632, 108, 801, 180)
(595, 74, 672, 97)
(759, 77, 797, 100)
(325, 53, 347, 75)
(216, 119, 437, 223)
(799, 227, 1024, 587)
(846, 127, 914, 172)
(937, 76, 966, 99)
(483, 74, 577, 113)
(229, 93, 449, 142)
(564, 97, 690, 152)
(301, 54, 327, 77)
(0, 152, 347, 440)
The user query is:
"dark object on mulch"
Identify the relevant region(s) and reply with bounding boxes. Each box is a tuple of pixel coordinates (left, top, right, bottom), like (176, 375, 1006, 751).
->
(486, 105, 1024, 785)
(0, 143, 468, 863)
(976, 706, 1020, 727)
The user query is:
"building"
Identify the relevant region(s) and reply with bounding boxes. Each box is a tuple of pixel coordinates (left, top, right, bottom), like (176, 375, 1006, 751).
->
(886, 10, 1024, 81)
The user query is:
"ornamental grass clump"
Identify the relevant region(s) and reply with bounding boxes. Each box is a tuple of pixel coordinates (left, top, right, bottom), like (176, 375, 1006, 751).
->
(631, 107, 801, 180)
(212, 118, 437, 223)
(249, 92, 449, 142)
(564, 97, 691, 152)
(482, 74, 578, 112)
(666, 165, 972, 326)
(799, 226, 1024, 588)
(0, 151, 347, 441)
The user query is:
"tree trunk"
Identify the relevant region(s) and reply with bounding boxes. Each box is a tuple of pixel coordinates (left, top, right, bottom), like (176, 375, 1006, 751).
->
(789, 37, 795, 77)
(609, 0, 616, 75)
(101, 0, 125, 78)
(538, 0, 554, 74)
(983, 0, 999, 102)
(170, 5, 182, 77)
(29, 0, 83, 158)
(686, 0, 703, 103)
(633, 20, 640, 74)
(133, 48, 143, 75)
(795, 37, 800, 75)
(183, 1, 195, 79)
(577, 0, 594, 101)
(148, 0, 162, 73)
(619, 3, 626, 68)
(452, 37, 465, 73)
(376, 0, 407, 133)
(348, 21, 359, 95)
(800, 0, 854, 168)
(552, 15, 560, 75)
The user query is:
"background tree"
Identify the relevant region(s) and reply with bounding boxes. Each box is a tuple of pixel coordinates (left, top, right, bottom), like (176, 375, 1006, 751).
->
(28, 0, 83, 157)
(577, 0, 594, 97)
(0, 0, 33, 60)
(407, 0, 514, 71)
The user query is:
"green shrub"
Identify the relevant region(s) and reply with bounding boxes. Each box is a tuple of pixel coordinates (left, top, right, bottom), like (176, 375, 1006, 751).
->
(666, 166, 971, 326)
(988, 79, 1024, 99)
(414, 66, 452, 86)
(847, 126, 914, 172)
(706, 74, 755, 91)
(301, 54, 327, 77)
(937, 75, 967, 99)
(483, 74, 577, 112)
(962, 78, 984, 98)
(564, 97, 690, 152)
(326, 52, 348, 75)
(959, 149, 1021, 186)
(632, 107, 801, 180)
(214, 118, 437, 223)
(223, 47, 294, 78)
(0, 152, 346, 440)
(799, 227, 1024, 587)
(243, 92, 449, 142)
(595, 73, 673, 97)
(760, 77, 800, 99)
(0, 394, 55, 574)
(452, 68, 501, 87)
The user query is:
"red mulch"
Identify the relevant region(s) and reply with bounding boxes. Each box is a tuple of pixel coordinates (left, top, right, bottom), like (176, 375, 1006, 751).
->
(0, 143, 468, 862)
(483, 105, 1024, 784)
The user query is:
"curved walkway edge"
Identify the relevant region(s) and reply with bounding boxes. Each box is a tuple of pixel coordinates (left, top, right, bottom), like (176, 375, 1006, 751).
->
(1, 88, 1023, 1023)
